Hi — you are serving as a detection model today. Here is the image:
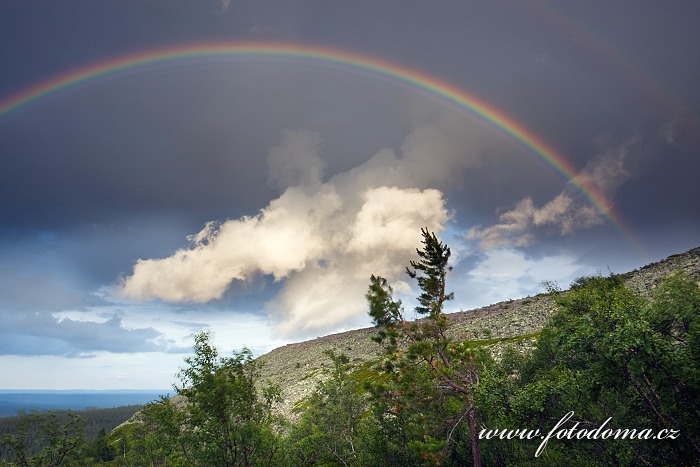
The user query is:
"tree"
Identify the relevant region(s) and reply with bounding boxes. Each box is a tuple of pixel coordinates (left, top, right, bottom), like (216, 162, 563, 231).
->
(125, 396, 188, 466)
(283, 350, 372, 466)
(505, 273, 700, 464)
(126, 331, 282, 467)
(1, 411, 85, 467)
(366, 228, 485, 466)
(86, 428, 115, 462)
(177, 330, 283, 466)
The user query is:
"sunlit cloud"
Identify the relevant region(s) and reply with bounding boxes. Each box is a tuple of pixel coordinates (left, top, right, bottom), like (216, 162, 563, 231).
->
(119, 122, 481, 337)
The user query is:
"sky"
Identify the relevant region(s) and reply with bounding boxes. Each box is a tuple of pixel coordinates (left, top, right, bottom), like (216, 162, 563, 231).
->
(1, 0, 699, 390)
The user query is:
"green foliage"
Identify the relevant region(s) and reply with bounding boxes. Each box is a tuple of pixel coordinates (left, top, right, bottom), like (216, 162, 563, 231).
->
(405, 228, 454, 317)
(1, 411, 85, 466)
(366, 275, 404, 350)
(85, 428, 115, 462)
(122, 330, 283, 466)
(181, 330, 282, 466)
(0, 405, 145, 465)
(366, 228, 486, 466)
(478, 273, 700, 465)
(124, 396, 188, 466)
(282, 350, 374, 466)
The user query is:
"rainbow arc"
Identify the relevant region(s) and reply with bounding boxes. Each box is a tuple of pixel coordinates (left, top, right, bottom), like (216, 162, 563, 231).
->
(0, 41, 642, 252)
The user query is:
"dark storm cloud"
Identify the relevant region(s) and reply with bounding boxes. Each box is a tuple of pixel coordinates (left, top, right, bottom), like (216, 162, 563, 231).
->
(0, 61, 418, 233)
(0, 78, 270, 230)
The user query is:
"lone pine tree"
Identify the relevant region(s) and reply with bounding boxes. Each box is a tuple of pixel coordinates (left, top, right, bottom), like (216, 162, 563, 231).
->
(366, 228, 484, 466)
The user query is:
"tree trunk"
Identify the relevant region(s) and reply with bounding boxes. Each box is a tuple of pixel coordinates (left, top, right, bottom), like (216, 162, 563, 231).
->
(466, 396, 482, 467)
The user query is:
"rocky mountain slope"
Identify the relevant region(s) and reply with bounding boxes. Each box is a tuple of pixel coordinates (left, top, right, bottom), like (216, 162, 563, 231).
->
(257, 247, 700, 418)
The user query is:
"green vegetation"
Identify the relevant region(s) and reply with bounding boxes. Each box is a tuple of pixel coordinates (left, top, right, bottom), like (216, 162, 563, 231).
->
(491, 272, 696, 464)
(283, 350, 372, 466)
(0, 405, 141, 465)
(365, 228, 488, 466)
(2, 235, 699, 466)
(1, 411, 84, 466)
(122, 331, 283, 466)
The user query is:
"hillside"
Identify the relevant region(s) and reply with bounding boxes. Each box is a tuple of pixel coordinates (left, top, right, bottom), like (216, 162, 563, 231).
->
(257, 247, 700, 418)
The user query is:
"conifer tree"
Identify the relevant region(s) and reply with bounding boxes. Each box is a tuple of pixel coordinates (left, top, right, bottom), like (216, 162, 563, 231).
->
(367, 228, 484, 466)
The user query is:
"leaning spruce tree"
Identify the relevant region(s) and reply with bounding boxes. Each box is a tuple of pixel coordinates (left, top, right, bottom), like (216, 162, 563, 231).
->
(367, 228, 484, 466)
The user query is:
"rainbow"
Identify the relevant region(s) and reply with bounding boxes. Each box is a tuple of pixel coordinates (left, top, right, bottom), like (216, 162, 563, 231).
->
(0, 41, 636, 244)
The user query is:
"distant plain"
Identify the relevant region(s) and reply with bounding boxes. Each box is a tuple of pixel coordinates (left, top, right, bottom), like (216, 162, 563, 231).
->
(0, 390, 168, 417)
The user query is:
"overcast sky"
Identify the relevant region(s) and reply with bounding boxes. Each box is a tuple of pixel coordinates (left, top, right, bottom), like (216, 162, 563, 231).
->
(1, 1, 699, 390)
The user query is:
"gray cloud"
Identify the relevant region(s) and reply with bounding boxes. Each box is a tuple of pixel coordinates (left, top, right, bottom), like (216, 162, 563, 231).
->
(467, 137, 642, 250)
(267, 130, 325, 191)
(466, 194, 602, 250)
(0, 312, 182, 357)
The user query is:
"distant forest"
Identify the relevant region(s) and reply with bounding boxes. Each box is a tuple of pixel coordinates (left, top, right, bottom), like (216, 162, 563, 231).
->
(0, 405, 141, 461)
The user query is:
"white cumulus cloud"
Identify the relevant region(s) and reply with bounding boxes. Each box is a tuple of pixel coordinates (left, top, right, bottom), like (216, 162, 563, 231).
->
(119, 124, 464, 337)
